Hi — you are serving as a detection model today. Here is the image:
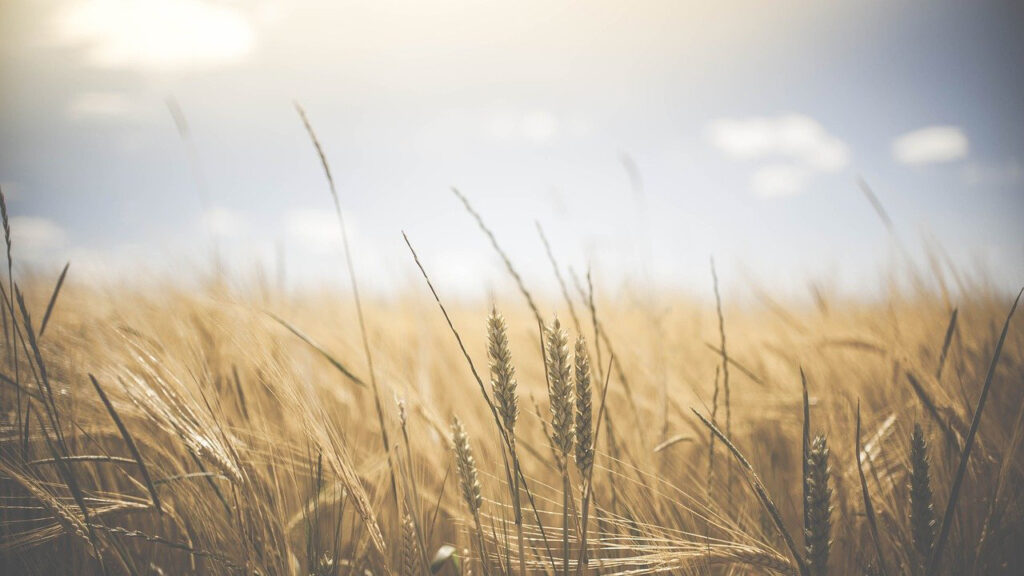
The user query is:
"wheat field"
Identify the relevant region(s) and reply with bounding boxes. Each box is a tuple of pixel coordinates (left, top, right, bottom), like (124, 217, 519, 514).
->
(1, 176, 1022, 576)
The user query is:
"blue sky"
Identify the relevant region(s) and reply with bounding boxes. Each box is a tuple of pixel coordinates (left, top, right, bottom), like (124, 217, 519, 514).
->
(0, 0, 1021, 298)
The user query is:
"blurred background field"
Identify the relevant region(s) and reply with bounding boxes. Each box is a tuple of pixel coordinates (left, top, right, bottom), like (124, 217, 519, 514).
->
(1, 210, 1022, 573)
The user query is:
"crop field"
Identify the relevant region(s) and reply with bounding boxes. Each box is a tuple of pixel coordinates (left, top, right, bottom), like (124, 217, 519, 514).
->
(1, 180, 1022, 575)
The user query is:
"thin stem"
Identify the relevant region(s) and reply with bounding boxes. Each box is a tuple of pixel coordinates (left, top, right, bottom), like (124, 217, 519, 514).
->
(562, 471, 571, 576)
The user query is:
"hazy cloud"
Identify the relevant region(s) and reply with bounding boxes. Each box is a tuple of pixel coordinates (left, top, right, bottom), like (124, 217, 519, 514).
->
(488, 111, 559, 145)
(750, 164, 808, 197)
(65, 245, 148, 281)
(285, 209, 342, 253)
(10, 217, 66, 259)
(67, 91, 153, 121)
(707, 114, 850, 172)
(706, 114, 849, 196)
(892, 126, 968, 165)
(51, 0, 255, 71)
(202, 208, 247, 238)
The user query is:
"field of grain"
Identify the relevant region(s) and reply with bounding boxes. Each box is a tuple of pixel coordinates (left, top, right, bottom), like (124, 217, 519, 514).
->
(1, 177, 1022, 576)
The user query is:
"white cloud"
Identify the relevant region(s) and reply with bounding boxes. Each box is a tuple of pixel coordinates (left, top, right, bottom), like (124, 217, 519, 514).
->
(10, 217, 66, 252)
(202, 208, 246, 238)
(487, 111, 559, 145)
(892, 126, 968, 165)
(281, 208, 399, 292)
(706, 114, 849, 172)
(285, 209, 342, 253)
(64, 245, 146, 281)
(706, 114, 849, 197)
(750, 164, 808, 197)
(522, 112, 558, 144)
(52, 0, 255, 71)
(67, 91, 152, 121)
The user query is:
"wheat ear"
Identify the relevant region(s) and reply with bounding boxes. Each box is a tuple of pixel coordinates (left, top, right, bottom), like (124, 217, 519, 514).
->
(488, 308, 519, 435)
(452, 417, 482, 515)
(401, 513, 419, 576)
(487, 308, 526, 576)
(574, 334, 596, 576)
(546, 317, 574, 576)
(909, 424, 935, 568)
(574, 335, 594, 476)
(546, 317, 575, 461)
(451, 416, 488, 576)
(804, 433, 832, 576)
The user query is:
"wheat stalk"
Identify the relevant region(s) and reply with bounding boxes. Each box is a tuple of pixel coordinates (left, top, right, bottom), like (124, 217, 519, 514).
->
(710, 258, 732, 494)
(401, 513, 419, 576)
(574, 335, 594, 476)
(545, 317, 575, 576)
(909, 424, 935, 569)
(573, 334, 594, 576)
(487, 308, 526, 576)
(804, 433, 831, 576)
(928, 287, 1022, 575)
(488, 308, 519, 435)
(452, 416, 482, 516)
(451, 416, 488, 576)
(546, 318, 575, 461)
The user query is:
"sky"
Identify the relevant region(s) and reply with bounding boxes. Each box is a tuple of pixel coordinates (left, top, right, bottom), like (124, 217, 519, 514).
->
(0, 0, 1022, 299)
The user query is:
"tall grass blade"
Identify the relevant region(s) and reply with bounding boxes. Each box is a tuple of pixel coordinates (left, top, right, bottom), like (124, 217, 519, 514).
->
(935, 308, 957, 381)
(691, 408, 807, 576)
(451, 187, 542, 325)
(266, 312, 367, 388)
(856, 401, 889, 576)
(927, 287, 1023, 575)
(38, 261, 69, 338)
(295, 102, 400, 520)
(89, 374, 163, 514)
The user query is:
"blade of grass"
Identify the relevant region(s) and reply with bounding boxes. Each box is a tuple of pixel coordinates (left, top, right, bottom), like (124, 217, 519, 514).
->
(266, 311, 367, 388)
(22, 399, 32, 458)
(89, 374, 162, 514)
(801, 368, 811, 544)
(856, 177, 894, 235)
(575, 356, 613, 576)
(973, 388, 1024, 572)
(29, 455, 137, 466)
(906, 370, 961, 451)
(536, 221, 581, 334)
(856, 401, 889, 576)
(704, 342, 767, 387)
(0, 187, 26, 459)
(927, 287, 1023, 575)
(710, 259, 731, 446)
(452, 187, 542, 326)
(16, 285, 65, 451)
(38, 261, 69, 338)
(935, 308, 958, 381)
(33, 408, 109, 575)
(652, 434, 694, 453)
(428, 462, 450, 539)
(295, 102, 399, 522)
(691, 408, 807, 576)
